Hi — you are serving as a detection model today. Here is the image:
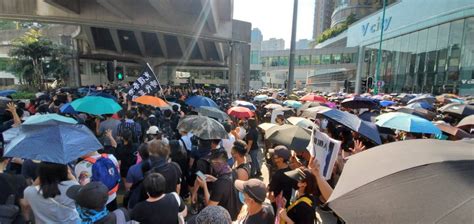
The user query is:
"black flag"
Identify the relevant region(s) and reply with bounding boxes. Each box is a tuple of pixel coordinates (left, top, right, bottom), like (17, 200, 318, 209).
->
(126, 63, 161, 100)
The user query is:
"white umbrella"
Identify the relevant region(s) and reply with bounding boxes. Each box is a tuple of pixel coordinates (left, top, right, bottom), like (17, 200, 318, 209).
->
(287, 117, 315, 129)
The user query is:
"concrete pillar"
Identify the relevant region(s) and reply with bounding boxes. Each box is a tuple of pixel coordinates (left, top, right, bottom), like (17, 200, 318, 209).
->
(355, 45, 365, 94)
(229, 42, 250, 97)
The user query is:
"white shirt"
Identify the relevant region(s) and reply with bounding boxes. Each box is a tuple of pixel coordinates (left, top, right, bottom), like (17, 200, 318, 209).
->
(221, 133, 236, 159)
(238, 127, 247, 140)
(74, 154, 119, 204)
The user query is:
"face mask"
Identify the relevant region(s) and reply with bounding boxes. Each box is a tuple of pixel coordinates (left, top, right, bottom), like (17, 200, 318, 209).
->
(238, 192, 245, 204)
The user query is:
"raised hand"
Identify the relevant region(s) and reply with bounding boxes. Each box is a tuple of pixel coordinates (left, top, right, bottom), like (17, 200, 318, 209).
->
(349, 140, 366, 154)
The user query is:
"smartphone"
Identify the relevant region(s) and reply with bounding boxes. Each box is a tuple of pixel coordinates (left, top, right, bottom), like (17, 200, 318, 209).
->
(196, 171, 207, 181)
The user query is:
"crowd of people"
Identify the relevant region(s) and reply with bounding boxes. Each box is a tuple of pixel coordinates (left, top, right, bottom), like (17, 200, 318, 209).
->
(0, 84, 472, 224)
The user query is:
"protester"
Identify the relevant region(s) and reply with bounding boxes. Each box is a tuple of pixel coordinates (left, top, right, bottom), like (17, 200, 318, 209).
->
(231, 140, 251, 181)
(221, 122, 236, 166)
(189, 205, 232, 224)
(130, 173, 186, 224)
(237, 120, 247, 140)
(235, 179, 274, 224)
(24, 162, 80, 224)
(268, 146, 297, 210)
(96, 114, 121, 151)
(125, 143, 149, 191)
(245, 118, 261, 177)
(67, 182, 130, 223)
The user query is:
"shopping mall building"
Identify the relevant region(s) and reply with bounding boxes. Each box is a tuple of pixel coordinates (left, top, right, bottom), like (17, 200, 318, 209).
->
(346, 0, 474, 96)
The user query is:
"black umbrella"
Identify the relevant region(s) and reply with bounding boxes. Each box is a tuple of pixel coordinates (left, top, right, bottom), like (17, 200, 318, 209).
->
(341, 96, 378, 109)
(317, 108, 382, 145)
(397, 107, 437, 121)
(177, 115, 228, 140)
(358, 111, 379, 122)
(264, 124, 311, 152)
(439, 103, 474, 118)
(328, 139, 474, 223)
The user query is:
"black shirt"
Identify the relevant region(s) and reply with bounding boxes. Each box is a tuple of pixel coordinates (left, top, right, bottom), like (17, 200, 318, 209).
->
(130, 193, 185, 224)
(287, 195, 317, 224)
(115, 143, 138, 177)
(244, 203, 275, 224)
(209, 172, 242, 220)
(148, 158, 182, 193)
(0, 173, 27, 205)
(245, 128, 259, 151)
(269, 167, 297, 208)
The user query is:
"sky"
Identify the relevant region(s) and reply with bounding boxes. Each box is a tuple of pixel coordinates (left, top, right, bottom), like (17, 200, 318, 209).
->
(233, 0, 315, 49)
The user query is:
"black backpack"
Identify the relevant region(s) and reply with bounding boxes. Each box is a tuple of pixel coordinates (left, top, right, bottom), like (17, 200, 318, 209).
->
(0, 195, 20, 224)
(118, 121, 141, 143)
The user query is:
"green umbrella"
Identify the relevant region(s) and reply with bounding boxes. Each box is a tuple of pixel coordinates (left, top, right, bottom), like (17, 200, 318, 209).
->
(71, 96, 122, 115)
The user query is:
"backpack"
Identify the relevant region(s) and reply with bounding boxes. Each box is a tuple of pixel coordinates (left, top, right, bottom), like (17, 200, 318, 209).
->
(118, 121, 141, 143)
(84, 154, 120, 195)
(0, 194, 19, 224)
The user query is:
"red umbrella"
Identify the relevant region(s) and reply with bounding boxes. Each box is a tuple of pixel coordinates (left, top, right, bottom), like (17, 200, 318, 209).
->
(299, 94, 327, 103)
(227, 106, 254, 119)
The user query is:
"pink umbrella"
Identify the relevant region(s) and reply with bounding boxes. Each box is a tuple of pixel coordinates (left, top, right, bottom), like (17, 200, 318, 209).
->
(299, 94, 327, 103)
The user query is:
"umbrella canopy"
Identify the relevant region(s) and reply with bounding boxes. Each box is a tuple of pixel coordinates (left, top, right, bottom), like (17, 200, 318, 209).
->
(318, 108, 382, 144)
(406, 101, 434, 110)
(177, 115, 228, 140)
(71, 96, 122, 115)
(439, 103, 474, 118)
(60, 103, 78, 114)
(341, 96, 378, 109)
(0, 89, 16, 97)
(253, 95, 269, 102)
(264, 103, 283, 110)
(89, 91, 117, 101)
(23, 114, 77, 125)
(456, 115, 474, 132)
(300, 106, 330, 118)
(185, 95, 218, 108)
(435, 122, 472, 140)
(299, 94, 327, 103)
(358, 111, 378, 122)
(397, 94, 416, 104)
(133, 95, 169, 107)
(227, 106, 254, 119)
(298, 102, 326, 111)
(3, 116, 102, 164)
(258, 123, 277, 132)
(287, 117, 315, 129)
(283, 100, 302, 109)
(397, 107, 436, 121)
(328, 139, 474, 224)
(379, 100, 395, 107)
(233, 100, 257, 110)
(195, 106, 229, 121)
(264, 124, 311, 152)
(376, 112, 441, 135)
(407, 94, 436, 105)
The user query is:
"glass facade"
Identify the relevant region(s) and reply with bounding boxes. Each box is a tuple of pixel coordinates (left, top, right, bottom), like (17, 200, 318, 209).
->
(261, 52, 357, 68)
(364, 17, 474, 95)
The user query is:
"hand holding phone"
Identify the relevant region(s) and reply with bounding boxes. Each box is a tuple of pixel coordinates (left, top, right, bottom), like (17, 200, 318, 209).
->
(196, 171, 207, 181)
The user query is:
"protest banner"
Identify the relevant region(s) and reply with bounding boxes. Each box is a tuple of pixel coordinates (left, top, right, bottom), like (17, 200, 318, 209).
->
(126, 63, 162, 100)
(307, 128, 341, 180)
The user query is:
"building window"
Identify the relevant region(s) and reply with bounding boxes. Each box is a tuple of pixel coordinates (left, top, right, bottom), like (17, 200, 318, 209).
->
(279, 56, 289, 66)
(342, 53, 352, 63)
(333, 54, 342, 64)
(322, 54, 331, 64)
(311, 55, 321, 65)
(299, 55, 310, 65)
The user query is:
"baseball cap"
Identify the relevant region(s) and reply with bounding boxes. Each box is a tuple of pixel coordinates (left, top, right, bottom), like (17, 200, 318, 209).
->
(66, 182, 108, 210)
(234, 179, 267, 203)
(269, 145, 291, 161)
(146, 126, 161, 135)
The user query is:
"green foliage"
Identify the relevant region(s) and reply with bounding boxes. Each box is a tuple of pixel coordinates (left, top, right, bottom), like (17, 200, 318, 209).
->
(11, 91, 36, 100)
(8, 28, 71, 89)
(312, 13, 359, 46)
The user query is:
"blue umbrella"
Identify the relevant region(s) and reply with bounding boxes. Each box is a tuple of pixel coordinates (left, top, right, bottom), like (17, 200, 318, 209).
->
(89, 91, 117, 101)
(71, 96, 122, 115)
(406, 101, 433, 110)
(375, 112, 441, 135)
(319, 108, 382, 144)
(23, 114, 77, 125)
(379, 100, 395, 107)
(0, 90, 16, 97)
(233, 100, 257, 110)
(60, 103, 78, 114)
(185, 95, 218, 108)
(408, 95, 436, 105)
(283, 100, 303, 109)
(3, 117, 102, 164)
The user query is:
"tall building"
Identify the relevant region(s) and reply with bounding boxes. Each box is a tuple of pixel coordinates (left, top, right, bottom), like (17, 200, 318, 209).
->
(331, 0, 397, 28)
(250, 28, 264, 89)
(261, 38, 285, 51)
(296, 39, 311, 49)
(251, 28, 263, 43)
(312, 0, 334, 39)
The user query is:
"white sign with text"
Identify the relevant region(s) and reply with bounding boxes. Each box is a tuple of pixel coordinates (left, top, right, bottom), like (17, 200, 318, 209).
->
(307, 129, 341, 180)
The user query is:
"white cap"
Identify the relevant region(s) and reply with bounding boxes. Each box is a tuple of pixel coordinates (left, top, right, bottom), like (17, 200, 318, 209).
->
(146, 126, 161, 134)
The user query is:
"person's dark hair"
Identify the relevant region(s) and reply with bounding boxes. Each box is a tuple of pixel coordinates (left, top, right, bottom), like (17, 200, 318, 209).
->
(163, 109, 172, 118)
(169, 140, 186, 161)
(120, 128, 133, 143)
(198, 138, 212, 149)
(238, 120, 245, 127)
(300, 169, 320, 197)
(222, 122, 232, 133)
(232, 140, 247, 157)
(104, 114, 113, 118)
(137, 143, 150, 160)
(210, 150, 228, 162)
(125, 111, 135, 119)
(37, 104, 50, 114)
(144, 173, 166, 197)
(38, 162, 69, 198)
(172, 105, 179, 112)
(211, 139, 221, 146)
(248, 118, 257, 129)
(17, 102, 26, 110)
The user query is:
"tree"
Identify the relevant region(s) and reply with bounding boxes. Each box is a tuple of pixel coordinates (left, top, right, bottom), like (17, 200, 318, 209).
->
(8, 28, 70, 89)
